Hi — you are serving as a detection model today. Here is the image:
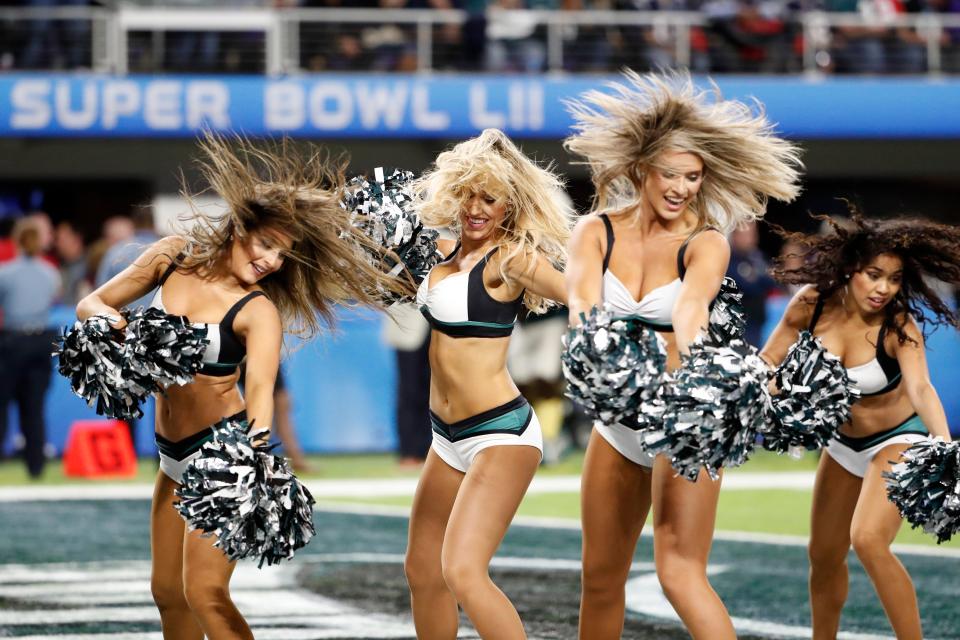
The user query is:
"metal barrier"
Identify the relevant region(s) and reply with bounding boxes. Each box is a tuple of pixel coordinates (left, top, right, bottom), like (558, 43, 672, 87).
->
(1, 5, 959, 75)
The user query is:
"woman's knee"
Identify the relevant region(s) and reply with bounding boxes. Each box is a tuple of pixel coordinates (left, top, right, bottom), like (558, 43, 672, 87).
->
(850, 528, 893, 568)
(581, 549, 631, 601)
(656, 555, 706, 602)
(404, 550, 444, 594)
(808, 537, 849, 573)
(183, 580, 233, 616)
(440, 555, 487, 601)
(151, 576, 188, 614)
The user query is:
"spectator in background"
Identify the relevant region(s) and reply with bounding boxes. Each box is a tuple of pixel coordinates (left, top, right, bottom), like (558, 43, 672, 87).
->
(0, 218, 61, 478)
(926, 0, 960, 71)
(95, 209, 159, 309)
(727, 220, 777, 345)
(507, 309, 571, 463)
(25, 211, 56, 266)
(55, 219, 89, 306)
(382, 304, 433, 466)
(826, 0, 894, 73)
(86, 214, 136, 303)
(486, 0, 547, 72)
(20, 0, 91, 70)
(93, 210, 161, 454)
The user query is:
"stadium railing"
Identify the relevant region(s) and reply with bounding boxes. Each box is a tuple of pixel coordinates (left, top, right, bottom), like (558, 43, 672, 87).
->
(1, 6, 959, 76)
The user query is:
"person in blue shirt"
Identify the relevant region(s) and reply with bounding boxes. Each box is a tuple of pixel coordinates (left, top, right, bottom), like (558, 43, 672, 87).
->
(96, 208, 161, 309)
(0, 218, 61, 478)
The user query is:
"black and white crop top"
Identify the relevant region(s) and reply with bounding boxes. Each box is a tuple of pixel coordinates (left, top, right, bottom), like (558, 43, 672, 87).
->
(808, 297, 902, 398)
(149, 256, 265, 377)
(598, 214, 712, 332)
(416, 243, 524, 339)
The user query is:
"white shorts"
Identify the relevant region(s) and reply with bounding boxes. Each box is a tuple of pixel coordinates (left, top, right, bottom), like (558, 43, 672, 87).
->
(430, 397, 543, 473)
(155, 427, 215, 484)
(825, 413, 929, 478)
(594, 420, 655, 468)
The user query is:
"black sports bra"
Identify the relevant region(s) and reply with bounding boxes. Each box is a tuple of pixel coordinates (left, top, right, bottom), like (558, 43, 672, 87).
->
(808, 297, 902, 398)
(415, 243, 525, 339)
(149, 255, 265, 377)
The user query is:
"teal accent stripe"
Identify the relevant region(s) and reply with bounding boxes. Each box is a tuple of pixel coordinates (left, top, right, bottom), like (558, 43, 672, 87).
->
(455, 404, 531, 438)
(431, 318, 514, 330)
(839, 414, 928, 451)
(157, 433, 214, 459)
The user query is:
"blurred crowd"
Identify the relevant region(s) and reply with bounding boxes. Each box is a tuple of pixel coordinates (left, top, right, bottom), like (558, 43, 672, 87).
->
(1, 0, 958, 74)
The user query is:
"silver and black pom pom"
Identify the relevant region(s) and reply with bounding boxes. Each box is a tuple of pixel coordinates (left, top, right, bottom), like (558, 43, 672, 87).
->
(707, 277, 747, 343)
(341, 167, 441, 303)
(884, 438, 960, 544)
(123, 306, 209, 392)
(561, 306, 666, 429)
(176, 416, 316, 567)
(55, 309, 210, 420)
(762, 330, 859, 454)
(645, 337, 770, 481)
(53, 314, 143, 420)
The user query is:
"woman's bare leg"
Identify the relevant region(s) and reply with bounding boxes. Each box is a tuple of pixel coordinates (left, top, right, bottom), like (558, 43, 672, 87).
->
(651, 457, 735, 640)
(850, 443, 923, 640)
(405, 448, 464, 639)
(151, 471, 204, 640)
(182, 523, 250, 639)
(578, 430, 653, 640)
(441, 445, 541, 639)
(809, 451, 861, 640)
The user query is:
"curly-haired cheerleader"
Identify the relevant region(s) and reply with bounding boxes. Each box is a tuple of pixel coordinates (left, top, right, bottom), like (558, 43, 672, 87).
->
(403, 129, 572, 639)
(77, 136, 397, 639)
(564, 71, 802, 639)
(761, 212, 959, 640)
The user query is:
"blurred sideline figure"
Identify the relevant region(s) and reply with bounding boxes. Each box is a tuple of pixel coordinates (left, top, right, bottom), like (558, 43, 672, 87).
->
(382, 303, 433, 467)
(0, 217, 61, 478)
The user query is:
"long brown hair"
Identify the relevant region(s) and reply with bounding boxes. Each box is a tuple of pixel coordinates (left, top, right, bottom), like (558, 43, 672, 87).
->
(174, 134, 408, 338)
(772, 208, 960, 343)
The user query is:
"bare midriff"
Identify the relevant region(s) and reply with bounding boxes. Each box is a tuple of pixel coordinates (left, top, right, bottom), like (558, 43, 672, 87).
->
(155, 372, 245, 442)
(427, 331, 520, 424)
(844, 385, 917, 438)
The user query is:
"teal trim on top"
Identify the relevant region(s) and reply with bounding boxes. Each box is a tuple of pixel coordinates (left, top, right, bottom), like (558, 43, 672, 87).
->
(420, 306, 514, 329)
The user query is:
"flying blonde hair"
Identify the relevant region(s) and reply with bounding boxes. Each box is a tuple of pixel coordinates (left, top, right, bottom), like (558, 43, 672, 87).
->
(171, 133, 407, 339)
(564, 70, 803, 232)
(414, 129, 573, 314)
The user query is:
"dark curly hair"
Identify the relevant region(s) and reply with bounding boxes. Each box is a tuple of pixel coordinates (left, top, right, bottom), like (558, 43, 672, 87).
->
(771, 208, 960, 344)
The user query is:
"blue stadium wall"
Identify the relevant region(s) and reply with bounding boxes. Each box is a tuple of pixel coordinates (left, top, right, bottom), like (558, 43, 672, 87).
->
(3, 73, 960, 455)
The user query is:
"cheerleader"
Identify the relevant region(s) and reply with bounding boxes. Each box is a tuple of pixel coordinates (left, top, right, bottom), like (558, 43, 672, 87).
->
(761, 212, 959, 640)
(76, 136, 398, 639)
(403, 129, 572, 639)
(564, 71, 802, 639)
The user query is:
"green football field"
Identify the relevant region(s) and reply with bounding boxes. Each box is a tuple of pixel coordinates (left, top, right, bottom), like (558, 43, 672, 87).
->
(0, 449, 958, 639)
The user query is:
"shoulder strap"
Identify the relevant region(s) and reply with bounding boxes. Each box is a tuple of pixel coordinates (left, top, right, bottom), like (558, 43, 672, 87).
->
(222, 291, 267, 330)
(875, 322, 899, 368)
(442, 241, 461, 263)
(599, 214, 614, 274)
(158, 251, 185, 286)
(808, 297, 826, 331)
(676, 227, 717, 280)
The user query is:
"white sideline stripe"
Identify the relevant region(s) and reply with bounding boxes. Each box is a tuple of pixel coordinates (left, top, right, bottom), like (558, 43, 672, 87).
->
(312, 503, 960, 559)
(0, 471, 816, 503)
(3, 475, 959, 558)
(624, 566, 948, 640)
(0, 562, 471, 639)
